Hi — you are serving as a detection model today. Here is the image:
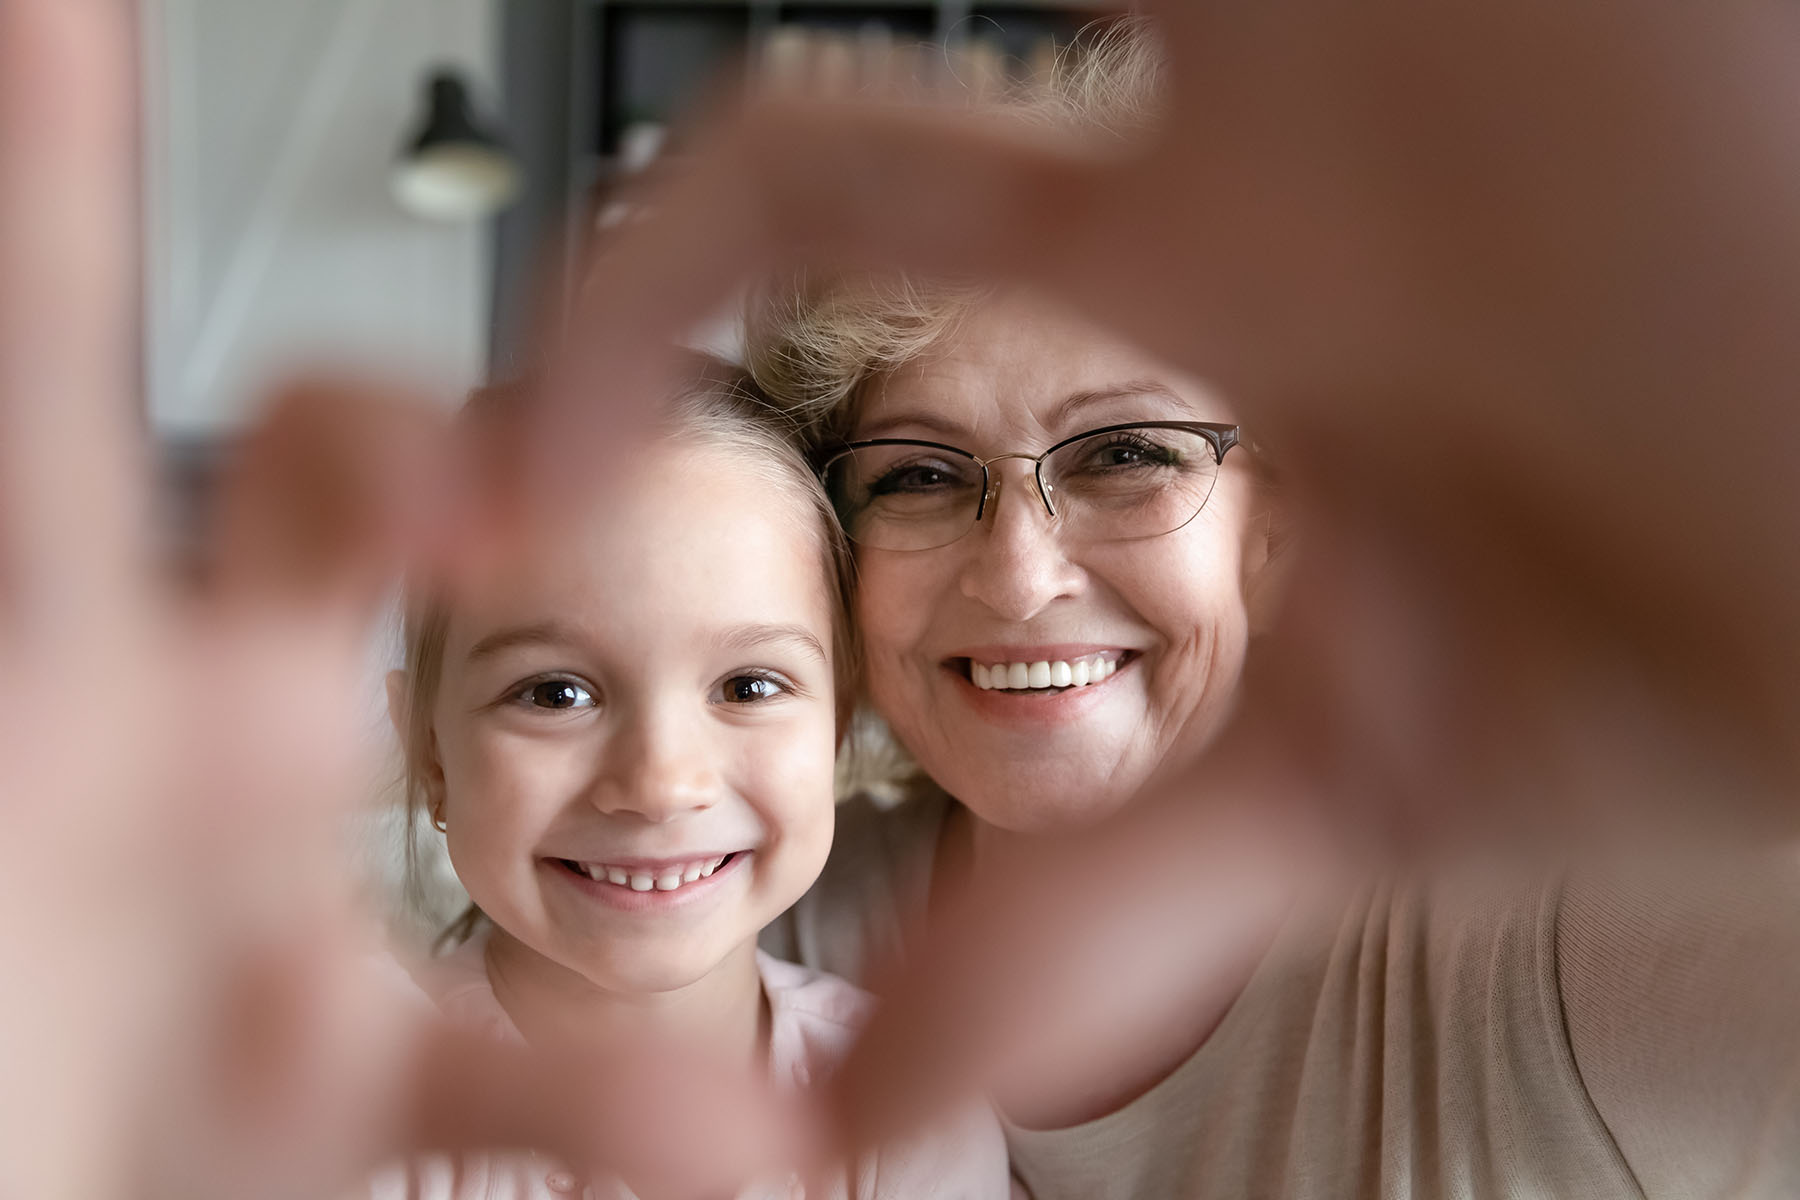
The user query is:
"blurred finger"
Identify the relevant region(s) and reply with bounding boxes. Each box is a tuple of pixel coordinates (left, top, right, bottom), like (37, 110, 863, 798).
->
(396, 1024, 809, 1196)
(0, 0, 145, 632)
(535, 98, 1108, 494)
(834, 756, 1328, 1149)
(207, 380, 459, 623)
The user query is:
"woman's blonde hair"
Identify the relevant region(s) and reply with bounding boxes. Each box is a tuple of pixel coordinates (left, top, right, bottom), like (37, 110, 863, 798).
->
(742, 16, 1167, 449)
(393, 361, 857, 945)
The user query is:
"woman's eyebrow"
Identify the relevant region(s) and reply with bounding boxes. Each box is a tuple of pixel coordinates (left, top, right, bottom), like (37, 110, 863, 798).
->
(710, 623, 829, 663)
(1048, 379, 1191, 427)
(852, 410, 972, 443)
(857, 380, 1199, 443)
(464, 620, 584, 663)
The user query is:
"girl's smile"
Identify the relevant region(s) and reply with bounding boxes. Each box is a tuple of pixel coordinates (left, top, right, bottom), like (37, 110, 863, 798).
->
(542, 850, 753, 913)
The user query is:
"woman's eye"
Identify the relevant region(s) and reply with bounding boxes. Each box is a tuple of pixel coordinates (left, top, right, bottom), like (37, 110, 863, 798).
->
(1088, 437, 1178, 469)
(719, 674, 786, 704)
(517, 679, 595, 710)
(871, 460, 968, 494)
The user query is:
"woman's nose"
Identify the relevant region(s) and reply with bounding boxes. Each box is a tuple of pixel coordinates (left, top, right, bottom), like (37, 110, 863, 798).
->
(957, 466, 1084, 620)
(588, 711, 720, 821)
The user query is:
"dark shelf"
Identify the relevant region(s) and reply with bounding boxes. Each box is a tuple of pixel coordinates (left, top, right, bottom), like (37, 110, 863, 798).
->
(775, 5, 937, 36)
(597, 5, 753, 155)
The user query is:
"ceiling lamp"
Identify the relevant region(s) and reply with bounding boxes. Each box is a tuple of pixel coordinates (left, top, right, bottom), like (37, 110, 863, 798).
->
(392, 69, 520, 222)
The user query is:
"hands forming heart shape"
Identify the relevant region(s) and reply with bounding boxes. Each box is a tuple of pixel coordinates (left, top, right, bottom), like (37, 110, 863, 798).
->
(5, 0, 1800, 1197)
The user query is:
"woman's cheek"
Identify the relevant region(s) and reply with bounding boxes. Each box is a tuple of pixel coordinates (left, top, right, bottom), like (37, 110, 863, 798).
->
(852, 554, 930, 661)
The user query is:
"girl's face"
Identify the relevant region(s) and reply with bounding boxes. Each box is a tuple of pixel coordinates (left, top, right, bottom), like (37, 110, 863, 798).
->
(852, 292, 1266, 833)
(424, 442, 838, 995)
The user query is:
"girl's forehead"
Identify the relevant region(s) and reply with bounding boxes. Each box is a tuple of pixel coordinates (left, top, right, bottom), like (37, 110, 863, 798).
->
(445, 446, 834, 657)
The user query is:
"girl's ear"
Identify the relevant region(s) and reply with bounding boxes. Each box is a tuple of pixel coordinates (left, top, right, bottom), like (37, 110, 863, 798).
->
(386, 669, 446, 801)
(384, 669, 410, 743)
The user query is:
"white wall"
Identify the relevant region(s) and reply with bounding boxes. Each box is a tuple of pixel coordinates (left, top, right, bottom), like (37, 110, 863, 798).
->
(142, 0, 499, 436)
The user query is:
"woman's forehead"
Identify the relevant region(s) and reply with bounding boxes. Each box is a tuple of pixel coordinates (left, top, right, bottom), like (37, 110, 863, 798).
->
(861, 300, 1230, 440)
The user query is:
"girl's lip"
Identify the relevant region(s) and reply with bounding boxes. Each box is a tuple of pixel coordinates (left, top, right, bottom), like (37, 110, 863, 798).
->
(555, 852, 743, 872)
(543, 851, 750, 911)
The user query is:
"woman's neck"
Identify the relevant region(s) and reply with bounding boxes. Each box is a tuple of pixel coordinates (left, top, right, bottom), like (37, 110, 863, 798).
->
(480, 930, 769, 1075)
(943, 802, 1300, 1130)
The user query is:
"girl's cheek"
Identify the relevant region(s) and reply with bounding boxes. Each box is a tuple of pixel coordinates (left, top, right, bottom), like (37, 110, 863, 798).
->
(747, 722, 837, 830)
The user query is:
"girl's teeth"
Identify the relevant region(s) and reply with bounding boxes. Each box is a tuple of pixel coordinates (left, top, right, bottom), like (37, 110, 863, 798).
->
(579, 857, 734, 893)
(973, 654, 1122, 692)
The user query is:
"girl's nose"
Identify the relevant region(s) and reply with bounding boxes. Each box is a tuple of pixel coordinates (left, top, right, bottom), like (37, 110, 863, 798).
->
(589, 712, 720, 821)
(958, 464, 1084, 621)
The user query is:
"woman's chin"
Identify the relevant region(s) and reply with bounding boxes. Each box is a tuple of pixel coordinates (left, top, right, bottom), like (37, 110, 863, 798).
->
(950, 767, 1146, 836)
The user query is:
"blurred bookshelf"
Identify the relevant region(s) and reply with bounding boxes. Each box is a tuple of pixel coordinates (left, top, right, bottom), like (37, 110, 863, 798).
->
(490, 0, 1102, 370)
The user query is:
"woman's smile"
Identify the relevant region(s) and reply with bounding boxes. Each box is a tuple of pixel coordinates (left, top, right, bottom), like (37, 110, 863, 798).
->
(953, 647, 1137, 692)
(938, 650, 1142, 728)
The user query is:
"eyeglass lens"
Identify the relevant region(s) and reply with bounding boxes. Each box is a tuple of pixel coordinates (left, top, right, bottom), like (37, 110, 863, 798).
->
(824, 425, 1224, 551)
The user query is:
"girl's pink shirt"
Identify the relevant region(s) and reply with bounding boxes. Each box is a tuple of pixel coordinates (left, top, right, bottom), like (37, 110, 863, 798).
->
(368, 927, 1014, 1200)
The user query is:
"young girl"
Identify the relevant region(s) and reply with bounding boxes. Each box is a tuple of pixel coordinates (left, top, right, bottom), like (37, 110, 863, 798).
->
(375, 367, 1010, 1199)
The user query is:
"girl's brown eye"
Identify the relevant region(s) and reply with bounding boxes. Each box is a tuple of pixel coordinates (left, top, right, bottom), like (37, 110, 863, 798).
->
(525, 680, 593, 710)
(721, 674, 784, 704)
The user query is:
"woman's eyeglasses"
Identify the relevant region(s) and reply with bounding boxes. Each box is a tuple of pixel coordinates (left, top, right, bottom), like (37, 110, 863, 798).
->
(816, 421, 1242, 552)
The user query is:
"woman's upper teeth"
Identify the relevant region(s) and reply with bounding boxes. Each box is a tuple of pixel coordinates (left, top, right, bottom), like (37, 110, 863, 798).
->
(581, 857, 726, 892)
(972, 655, 1120, 690)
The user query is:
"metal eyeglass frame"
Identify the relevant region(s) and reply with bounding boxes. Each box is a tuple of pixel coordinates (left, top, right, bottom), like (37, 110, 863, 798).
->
(815, 420, 1243, 538)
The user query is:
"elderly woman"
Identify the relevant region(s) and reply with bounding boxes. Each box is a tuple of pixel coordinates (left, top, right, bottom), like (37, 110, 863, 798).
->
(748, 26, 1800, 1200)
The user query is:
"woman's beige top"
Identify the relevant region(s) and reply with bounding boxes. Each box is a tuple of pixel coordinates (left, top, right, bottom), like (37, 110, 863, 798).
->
(762, 786, 1800, 1199)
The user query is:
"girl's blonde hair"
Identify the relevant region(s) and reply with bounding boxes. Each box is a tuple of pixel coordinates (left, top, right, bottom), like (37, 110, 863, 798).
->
(742, 16, 1167, 450)
(394, 361, 857, 944)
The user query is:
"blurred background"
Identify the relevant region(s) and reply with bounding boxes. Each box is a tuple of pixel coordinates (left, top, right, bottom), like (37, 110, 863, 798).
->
(140, 0, 1100, 445)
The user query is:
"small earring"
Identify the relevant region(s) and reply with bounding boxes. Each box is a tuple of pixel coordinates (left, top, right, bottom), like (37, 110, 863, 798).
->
(430, 803, 448, 834)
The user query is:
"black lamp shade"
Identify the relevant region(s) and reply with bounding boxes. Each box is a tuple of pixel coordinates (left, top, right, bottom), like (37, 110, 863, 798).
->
(393, 69, 520, 221)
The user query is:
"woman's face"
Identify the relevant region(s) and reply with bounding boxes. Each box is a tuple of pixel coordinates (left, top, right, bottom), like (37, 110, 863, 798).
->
(852, 293, 1265, 833)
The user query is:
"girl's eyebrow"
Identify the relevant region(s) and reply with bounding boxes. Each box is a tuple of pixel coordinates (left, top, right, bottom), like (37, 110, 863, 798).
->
(464, 620, 584, 663)
(710, 623, 829, 663)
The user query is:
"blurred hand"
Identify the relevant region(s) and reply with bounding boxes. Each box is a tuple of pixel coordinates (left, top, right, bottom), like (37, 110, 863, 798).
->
(536, 0, 1800, 1152)
(11, 0, 1800, 1188)
(0, 3, 801, 1198)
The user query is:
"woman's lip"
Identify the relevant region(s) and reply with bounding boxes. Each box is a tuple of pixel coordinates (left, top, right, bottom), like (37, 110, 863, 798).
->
(943, 643, 1133, 665)
(940, 654, 1136, 726)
